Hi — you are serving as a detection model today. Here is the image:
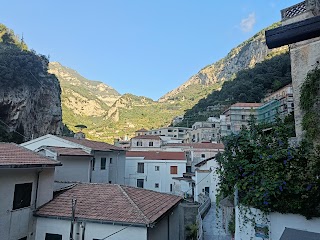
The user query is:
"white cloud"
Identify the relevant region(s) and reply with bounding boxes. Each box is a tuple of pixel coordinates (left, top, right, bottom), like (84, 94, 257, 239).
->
(240, 13, 256, 32)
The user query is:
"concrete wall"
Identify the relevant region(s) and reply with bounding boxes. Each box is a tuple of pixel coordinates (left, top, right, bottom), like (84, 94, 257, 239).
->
(35, 217, 148, 240)
(0, 168, 55, 240)
(179, 202, 199, 240)
(125, 158, 186, 193)
(55, 156, 91, 183)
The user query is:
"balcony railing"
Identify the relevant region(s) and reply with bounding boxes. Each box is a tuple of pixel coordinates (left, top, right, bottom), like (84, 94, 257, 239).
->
(281, 1, 307, 19)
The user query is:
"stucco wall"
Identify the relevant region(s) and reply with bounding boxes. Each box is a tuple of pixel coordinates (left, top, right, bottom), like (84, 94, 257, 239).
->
(0, 168, 55, 240)
(125, 158, 186, 193)
(35, 217, 148, 240)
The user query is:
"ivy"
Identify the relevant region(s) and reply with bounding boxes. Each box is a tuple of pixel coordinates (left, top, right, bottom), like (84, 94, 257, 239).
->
(300, 67, 320, 142)
(216, 116, 320, 219)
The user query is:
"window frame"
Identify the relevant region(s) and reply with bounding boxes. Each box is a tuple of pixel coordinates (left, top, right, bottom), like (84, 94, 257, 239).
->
(137, 162, 144, 173)
(155, 183, 159, 188)
(170, 166, 178, 174)
(137, 179, 144, 188)
(101, 158, 106, 170)
(155, 166, 160, 171)
(13, 182, 33, 210)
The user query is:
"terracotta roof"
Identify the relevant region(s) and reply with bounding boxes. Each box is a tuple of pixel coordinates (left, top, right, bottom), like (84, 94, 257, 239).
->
(61, 137, 124, 151)
(126, 151, 186, 160)
(0, 143, 61, 168)
(135, 128, 149, 132)
(164, 143, 224, 149)
(45, 147, 92, 157)
(35, 183, 182, 226)
(132, 135, 161, 140)
(195, 157, 215, 167)
(231, 102, 262, 108)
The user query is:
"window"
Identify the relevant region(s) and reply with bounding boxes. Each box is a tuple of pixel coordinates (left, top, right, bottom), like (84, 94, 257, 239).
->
(149, 142, 154, 147)
(212, 124, 215, 128)
(186, 166, 191, 173)
(155, 166, 160, 171)
(241, 115, 245, 120)
(170, 184, 173, 192)
(137, 179, 144, 188)
(170, 166, 178, 174)
(101, 158, 106, 170)
(45, 233, 62, 240)
(227, 125, 231, 130)
(155, 183, 159, 188)
(109, 181, 112, 184)
(137, 163, 144, 173)
(136, 141, 142, 146)
(13, 183, 32, 210)
(109, 158, 113, 164)
(201, 154, 206, 158)
(168, 129, 173, 132)
(92, 158, 95, 171)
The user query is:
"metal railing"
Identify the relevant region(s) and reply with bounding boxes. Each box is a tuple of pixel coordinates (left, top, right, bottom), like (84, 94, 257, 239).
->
(281, 1, 306, 19)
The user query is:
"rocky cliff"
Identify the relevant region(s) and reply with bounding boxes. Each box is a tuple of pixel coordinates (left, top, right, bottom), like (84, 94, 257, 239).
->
(0, 24, 62, 142)
(159, 23, 287, 102)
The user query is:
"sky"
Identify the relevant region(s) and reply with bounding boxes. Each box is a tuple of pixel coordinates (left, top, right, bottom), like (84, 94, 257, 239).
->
(0, 0, 299, 100)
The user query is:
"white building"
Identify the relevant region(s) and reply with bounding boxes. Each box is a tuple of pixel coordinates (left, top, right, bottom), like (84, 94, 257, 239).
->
(162, 143, 224, 172)
(125, 151, 187, 193)
(187, 118, 221, 143)
(130, 135, 162, 151)
(0, 143, 60, 240)
(21, 134, 126, 185)
(34, 183, 182, 240)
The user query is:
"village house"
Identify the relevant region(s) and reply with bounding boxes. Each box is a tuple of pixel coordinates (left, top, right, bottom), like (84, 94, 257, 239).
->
(129, 135, 162, 151)
(186, 117, 221, 143)
(162, 142, 224, 172)
(0, 143, 60, 240)
(125, 151, 187, 193)
(21, 134, 126, 185)
(34, 183, 182, 240)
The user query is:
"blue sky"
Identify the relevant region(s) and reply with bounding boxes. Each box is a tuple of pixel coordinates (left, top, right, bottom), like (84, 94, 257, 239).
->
(1, 0, 298, 100)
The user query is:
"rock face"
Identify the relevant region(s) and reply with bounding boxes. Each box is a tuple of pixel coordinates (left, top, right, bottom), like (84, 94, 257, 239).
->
(0, 50, 62, 140)
(159, 23, 287, 102)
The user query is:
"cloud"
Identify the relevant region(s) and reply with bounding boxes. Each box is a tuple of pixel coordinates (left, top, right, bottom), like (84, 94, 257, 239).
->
(240, 13, 256, 32)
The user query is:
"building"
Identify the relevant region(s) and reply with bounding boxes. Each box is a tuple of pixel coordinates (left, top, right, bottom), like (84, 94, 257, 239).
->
(0, 143, 60, 240)
(125, 151, 187, 193)
(257, 99, 281, 123)
(130, 135, 162, 151)
(135, 128, 149, 136)
(21, 134, 126, 185)
(162, 143, 224, 172)
(187, 117, 220, 143)
(34, 183, 182, 240)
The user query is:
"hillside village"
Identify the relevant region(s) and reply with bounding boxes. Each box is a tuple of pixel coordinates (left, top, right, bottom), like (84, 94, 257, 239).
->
(1, 1, 320, 240)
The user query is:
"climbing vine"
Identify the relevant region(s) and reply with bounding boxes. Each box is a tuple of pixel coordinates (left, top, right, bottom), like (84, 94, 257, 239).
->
(216, 116, 320, 219)
(300, 67, 320, 142)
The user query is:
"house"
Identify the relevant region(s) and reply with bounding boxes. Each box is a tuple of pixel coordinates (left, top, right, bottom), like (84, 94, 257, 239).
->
(187, 118, 221, 143)
(21, 134, 126, 185)
(125, 151, 187, 193)
(0, 143, 60, 240)
(34, 183, 182, 240)
(135, 128, 149, 136)
(130, 135, 162, 151)
(162, 143, 224, 172)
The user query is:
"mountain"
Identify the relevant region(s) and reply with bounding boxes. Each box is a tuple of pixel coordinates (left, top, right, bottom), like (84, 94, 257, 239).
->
(0, 24, 62, 142)
(159, 22, 287, 103)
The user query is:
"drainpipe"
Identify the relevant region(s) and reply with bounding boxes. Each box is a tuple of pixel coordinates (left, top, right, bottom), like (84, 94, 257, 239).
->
(34, 170, 42, 208)
(70, 199, 77, 240)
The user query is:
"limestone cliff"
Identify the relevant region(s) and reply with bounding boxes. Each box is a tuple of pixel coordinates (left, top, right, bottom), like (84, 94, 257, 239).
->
(159, 23, 288, 102)
(0, 45, 62, 141)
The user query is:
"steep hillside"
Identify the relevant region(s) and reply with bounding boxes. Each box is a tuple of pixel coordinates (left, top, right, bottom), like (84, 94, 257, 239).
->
(0, 24, 62, 142)
(159, 22, 287, 103)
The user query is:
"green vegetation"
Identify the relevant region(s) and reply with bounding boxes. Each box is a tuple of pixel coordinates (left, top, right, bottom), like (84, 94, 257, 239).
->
(178, 52, 292, 127)
(216, 116, 320, 219)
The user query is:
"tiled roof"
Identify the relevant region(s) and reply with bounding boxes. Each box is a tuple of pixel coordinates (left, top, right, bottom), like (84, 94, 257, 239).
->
(132, 135, 161, 140)
(61, 137, 124, 151)
(126, 151, 186, 160)
(135, 128, 149, 132)
(231, 102, 262, 108)
(46, 147, 92, 157)
(0, 143, 61, 168)
(164, 143, 224, 149)
(35, 183, 182, 226)
(195, 157, 215, 167)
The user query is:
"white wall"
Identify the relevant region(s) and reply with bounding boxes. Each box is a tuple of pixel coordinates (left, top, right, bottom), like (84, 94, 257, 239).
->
(35, 217, 148, 240)
(125, 158, 186, 193)
(130, 138, 162, 150)
(0, 168, 55, 240)
(172, 179, 193, 198)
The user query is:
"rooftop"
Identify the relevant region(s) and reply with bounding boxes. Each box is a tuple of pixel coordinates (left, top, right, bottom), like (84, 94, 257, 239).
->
(45, 146, 92, 157)
(0, 143, 61, 168)
(126, 151, 186, 160)
(135, 128, 149, 132)
(164, 143, 224, 149)
(35, 183, 182, 226)
(62, 137, 124, 152)
(230, 103, 262, 108)
(132, 135, 161, 140)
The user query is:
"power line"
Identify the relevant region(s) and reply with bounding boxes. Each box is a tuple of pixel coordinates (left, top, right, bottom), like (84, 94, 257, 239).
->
(98, 224, 133, 240)
(0, 118, 27, 139)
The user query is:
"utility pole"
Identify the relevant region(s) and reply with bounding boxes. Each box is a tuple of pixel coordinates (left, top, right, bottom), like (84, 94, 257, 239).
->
(70, 199, 77, 240)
